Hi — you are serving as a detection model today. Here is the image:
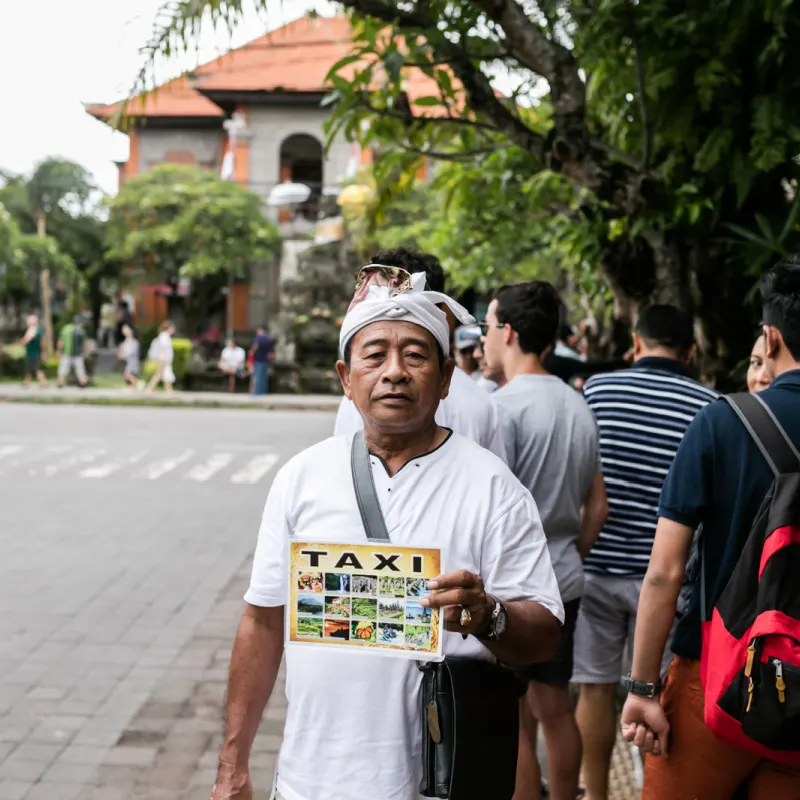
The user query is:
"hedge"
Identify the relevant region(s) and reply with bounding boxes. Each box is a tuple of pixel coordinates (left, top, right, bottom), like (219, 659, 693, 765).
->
(0, 344, 83, 380)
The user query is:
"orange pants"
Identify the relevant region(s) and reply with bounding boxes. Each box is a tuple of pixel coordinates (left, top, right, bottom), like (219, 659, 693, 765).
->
(642, 657, 800, 800)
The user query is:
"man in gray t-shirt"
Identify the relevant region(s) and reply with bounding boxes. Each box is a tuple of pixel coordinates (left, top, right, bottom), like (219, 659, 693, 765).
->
(481, 283, 608, 800)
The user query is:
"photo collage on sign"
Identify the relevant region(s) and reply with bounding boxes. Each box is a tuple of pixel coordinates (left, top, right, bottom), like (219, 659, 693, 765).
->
(295, 570, 434, 650)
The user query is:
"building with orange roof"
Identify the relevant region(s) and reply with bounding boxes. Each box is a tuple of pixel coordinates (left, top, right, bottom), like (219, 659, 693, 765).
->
(87, 14, 403, 331)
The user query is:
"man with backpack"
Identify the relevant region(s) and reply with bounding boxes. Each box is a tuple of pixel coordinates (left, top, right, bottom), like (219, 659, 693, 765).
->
(620, 258, 800, 799)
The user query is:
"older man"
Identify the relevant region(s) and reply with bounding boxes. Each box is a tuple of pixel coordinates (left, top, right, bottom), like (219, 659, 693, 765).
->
(212, 282, 564, 800)
(334, 248, 506, 459)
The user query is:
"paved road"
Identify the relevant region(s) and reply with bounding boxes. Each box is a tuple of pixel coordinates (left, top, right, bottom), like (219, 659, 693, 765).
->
(0, 405, 334, 800)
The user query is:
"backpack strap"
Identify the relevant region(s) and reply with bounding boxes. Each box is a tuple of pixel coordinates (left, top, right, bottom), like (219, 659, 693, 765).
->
(723, 393, 800, 477)
(700, 393, 800, 622)
(350, 430, 391, 542)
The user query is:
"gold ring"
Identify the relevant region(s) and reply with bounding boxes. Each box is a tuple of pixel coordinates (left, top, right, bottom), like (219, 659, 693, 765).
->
(459, 607, 472, 627)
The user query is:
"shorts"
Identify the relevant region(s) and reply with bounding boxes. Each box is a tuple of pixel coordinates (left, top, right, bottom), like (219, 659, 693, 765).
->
(572, 572, 675, 684)
(517, 597, 581, 685)
(124, 360, 140, 376)
(26, 357, 40, 378)
(58, 356, 87, 381)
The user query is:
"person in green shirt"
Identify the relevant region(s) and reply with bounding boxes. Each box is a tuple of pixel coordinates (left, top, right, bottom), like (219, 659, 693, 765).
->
(56, 316, 88, 388)
(19, 314, 48, 388)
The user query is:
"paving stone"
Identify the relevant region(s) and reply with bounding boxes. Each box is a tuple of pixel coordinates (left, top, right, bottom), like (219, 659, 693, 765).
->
(102, 746, 158, 767)
(23, 782, 83, 800)
(40, 761, 98, 784)
(3, 743, 62, 766)
(0, 760, 48, 783)
(56, 745, 109, 765)
(0, 780, 31, 800)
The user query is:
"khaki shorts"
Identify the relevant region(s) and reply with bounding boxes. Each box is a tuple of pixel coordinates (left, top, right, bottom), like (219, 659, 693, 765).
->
(58, 356, 87, 381)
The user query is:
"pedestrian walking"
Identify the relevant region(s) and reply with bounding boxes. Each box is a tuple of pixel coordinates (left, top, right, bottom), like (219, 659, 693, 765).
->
(98, 300, 116, 348)
(56, 316, 88, 388)
(211, 281, 564, 800)
(118, 324, 141, 389)
(249, 325, 273, 395)
(620, 260, 800, 799)
(146, 320, 176, 394)
(334, 248, 506, 459)
(481, 282, 609, 800)
(19, 314, 47, 388)
(572, 305, 718, 800)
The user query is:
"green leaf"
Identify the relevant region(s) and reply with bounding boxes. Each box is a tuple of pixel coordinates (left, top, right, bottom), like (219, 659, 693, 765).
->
(325, 54, 364, 83)
(412, 96, 443, 107)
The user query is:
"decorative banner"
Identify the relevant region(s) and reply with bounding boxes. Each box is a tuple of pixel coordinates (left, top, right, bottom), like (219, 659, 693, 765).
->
(287, 541, 443, 661)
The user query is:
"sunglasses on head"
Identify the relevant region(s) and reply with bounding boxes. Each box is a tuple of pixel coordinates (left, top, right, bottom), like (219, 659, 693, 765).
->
(354, 264, 415, 294)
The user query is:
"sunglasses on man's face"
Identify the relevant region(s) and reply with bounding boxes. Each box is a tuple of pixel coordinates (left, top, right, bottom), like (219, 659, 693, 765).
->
(354, 265, 415, 294)
(477, 321, 504, 336)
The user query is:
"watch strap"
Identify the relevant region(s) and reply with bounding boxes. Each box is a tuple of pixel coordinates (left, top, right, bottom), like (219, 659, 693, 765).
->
(622, 674, 662, 697)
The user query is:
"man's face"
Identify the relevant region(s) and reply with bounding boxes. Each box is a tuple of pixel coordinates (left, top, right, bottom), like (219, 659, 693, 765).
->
(455, 347, 479, 374)
(480, 299, 506, 381)
(336, 321, 454, 432)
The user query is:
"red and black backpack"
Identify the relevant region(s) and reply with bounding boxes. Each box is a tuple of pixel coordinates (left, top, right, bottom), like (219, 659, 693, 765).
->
(700, 392, 800, 765)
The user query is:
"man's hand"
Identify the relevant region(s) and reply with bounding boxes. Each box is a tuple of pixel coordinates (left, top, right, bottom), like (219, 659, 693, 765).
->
(421, 570, 493, 636)
(620, 695, 669, 757)
(210, 762, 252, 800)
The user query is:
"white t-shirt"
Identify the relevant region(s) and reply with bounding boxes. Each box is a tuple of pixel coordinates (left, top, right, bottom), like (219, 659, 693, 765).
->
(153, 331, 173, 364)
(220, 345, 245, 371)
(334, 367, 507, 461)
(246, 432, 563, 800)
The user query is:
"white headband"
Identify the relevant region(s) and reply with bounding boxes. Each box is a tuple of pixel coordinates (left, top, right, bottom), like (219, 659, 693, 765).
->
(339, 280, 475, 358)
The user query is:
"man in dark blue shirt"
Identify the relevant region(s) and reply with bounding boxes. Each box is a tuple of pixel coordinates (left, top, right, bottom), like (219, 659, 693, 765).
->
(620, 259, 800, 799)
(250, 325, 273, 396)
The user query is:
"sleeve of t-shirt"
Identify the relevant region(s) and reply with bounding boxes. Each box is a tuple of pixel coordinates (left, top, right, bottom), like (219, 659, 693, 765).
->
(244, 467, 292, 607)
(481, 492, 565, 624)
(658, 409, 714, 528)
(333, 397, 363, 437)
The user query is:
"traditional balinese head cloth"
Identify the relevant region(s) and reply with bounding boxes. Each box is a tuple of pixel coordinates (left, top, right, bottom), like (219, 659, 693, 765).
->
(339, 272, 475, 357)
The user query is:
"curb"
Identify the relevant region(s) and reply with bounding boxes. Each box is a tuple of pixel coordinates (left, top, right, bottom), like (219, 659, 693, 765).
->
(0, 394, 341, 412)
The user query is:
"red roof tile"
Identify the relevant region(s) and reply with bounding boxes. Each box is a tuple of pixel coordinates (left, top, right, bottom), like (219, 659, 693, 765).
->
(86, 14, 465, 122)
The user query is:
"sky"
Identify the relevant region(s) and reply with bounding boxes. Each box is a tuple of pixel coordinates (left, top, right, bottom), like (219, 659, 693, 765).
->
(0, 0, 334, 197)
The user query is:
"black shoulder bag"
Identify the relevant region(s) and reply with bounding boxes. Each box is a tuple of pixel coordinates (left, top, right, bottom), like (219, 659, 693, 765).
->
(350, 431, 523, 799)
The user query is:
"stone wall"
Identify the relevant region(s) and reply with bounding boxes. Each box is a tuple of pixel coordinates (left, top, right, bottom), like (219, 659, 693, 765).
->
(247, 106, 352, 212)
(138, 129, 223, 172)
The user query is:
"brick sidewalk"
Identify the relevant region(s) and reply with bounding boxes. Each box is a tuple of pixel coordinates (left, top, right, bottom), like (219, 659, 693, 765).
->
(2, 559, 639, 799)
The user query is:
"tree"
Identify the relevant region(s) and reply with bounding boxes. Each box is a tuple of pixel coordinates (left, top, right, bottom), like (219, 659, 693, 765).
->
(1, 233, 77, 311)
(138, 1, 800, 378)
(1, 159, 97, 352)
(106, 164, 280, 281)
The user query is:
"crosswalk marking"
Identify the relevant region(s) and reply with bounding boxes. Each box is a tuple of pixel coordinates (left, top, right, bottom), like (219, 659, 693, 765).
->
(140, 450, 194, 480)
(184, 453, 234, 482)
(42, 448, 106, 477)
(0, 442, 280, 485)
(230, 454, 280, 485)
(80, 451, 148, 479)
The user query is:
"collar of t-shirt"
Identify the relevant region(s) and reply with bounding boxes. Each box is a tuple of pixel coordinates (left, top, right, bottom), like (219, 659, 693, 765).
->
(368, 429, 454, 480)
(632, 355, 694, 378)
(771, 367, 800, 390)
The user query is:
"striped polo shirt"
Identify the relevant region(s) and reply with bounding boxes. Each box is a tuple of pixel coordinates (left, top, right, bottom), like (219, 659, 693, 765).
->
(582, 357, 718, 576)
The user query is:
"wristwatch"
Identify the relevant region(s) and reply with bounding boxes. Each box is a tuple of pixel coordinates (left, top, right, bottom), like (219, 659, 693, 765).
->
(621, 674, 662, 697)
(477, 596, 508, 641)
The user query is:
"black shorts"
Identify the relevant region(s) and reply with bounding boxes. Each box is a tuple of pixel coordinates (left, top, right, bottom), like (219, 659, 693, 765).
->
(26, 357, 40, 378)
(516, 597, 581, 686)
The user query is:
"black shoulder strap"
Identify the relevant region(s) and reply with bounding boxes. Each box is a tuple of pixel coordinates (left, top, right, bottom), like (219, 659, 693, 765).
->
(701, 393, 799, 622)
(724, 393, 800, 477)
(350, 431, 391, 541)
